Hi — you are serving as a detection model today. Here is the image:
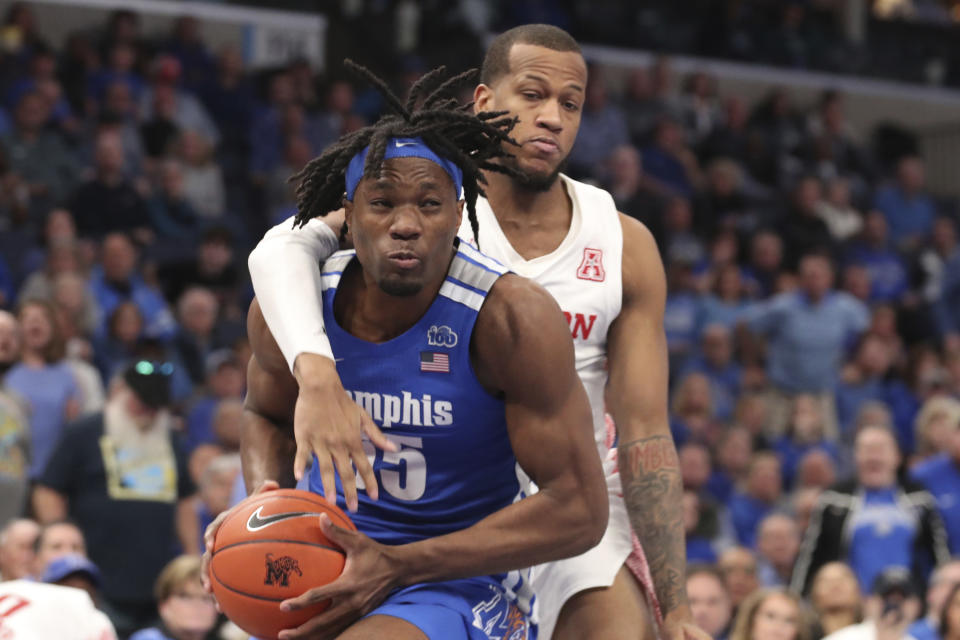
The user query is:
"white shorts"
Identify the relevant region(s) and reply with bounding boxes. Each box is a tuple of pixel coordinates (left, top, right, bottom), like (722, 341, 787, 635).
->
(530, 461, 632, 640)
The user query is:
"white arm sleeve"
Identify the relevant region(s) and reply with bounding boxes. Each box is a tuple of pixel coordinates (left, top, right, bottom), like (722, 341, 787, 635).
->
(248, 215, 341, 372)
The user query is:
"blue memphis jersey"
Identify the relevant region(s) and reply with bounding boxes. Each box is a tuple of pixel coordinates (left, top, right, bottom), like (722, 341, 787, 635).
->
(311, 242, 521, 545)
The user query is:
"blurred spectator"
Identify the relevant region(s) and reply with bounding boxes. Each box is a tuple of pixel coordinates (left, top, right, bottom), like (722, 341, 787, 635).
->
(744, 252, 869, 401)
(684, 488, 734, 564)
(774, 394, 841, 489)
(671, 372, 719, 446)
(87, 42, 144, 108)
(171, 286, 219, 386)
(88, 83, 145, 178)
(908, 561, 960, 640)
(681, 325, 742, 421)
(0, 367, 29, 524)
(176, 130, 224, 220)
(687, 564, 734, 639)
(643, 116, 702, 197)
(265, 134, 312, 224)
(189, 452, 239, 554)
(183, 350, 245, 454)
(603, 144, 664, 244)
(746, 88, 804, 188)
(756, 513, 801, 587)
(157, 226, 242, 313)
(873, 156, 935, 250)
(140, 82, 180, 159)
(729, 451, 782, 547)
(803, 91, 870, 187)
(700, 97, 750, 166)
(0, 90, 78, 217)
(92, 301, 142, 381)
(916, 216, 957, 312)
(822, 568, 922, 640)
(51, 271, 100, 342)
(211, 398, 242, 451)
(33, 361, 195, 637)
(836, 333, 917, 451)
(6, 45, 77, 137)
(162, 16, 215, 93)
(621, 65, 674, 146)
(197, 46, 255, 171)
(32, 519, 86, 579)
(5, 299, 79, 479)
(742, 230, 785, 299)
(130, 555, 217, 640)
(663, 195, 706, 268)
(845, 210, 909, 304)
(728, 587, 811, 640)
(718, 546, 760, 611)
(665, 258, 704, 375)
(138, 55, 219, 148)
(679, 71, 720, 145)
(0, 518, 38, 580)
(42, 552, 103, 605)
(695, 160, 753, 237)
(910, 412, 960, 554)
(568, 67, 629, 178)
(700, 266, 751, 334)
(88, 233, 176, 341)
(146, 159, 202, 246)
(792, 424, 949, 595)
(817, 177, 863, 243)
(912, 396, 960, 462)
(810, 562, 863, 636)
(707, 426, 756, 504)
(795, 450, 837, 491)
(69, 131, 150, 239)
(17, 239, 82, 304)
(779, 176, 834, 269)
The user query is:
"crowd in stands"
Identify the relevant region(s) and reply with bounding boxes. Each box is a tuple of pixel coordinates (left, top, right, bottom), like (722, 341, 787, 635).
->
(0, 1, 959, 639)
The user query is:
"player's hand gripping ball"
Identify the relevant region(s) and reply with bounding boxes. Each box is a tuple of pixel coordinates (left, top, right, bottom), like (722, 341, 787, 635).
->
(208, 489, 356, 640)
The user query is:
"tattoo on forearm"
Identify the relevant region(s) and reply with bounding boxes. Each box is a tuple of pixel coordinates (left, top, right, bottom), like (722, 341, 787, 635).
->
(619, 434, 687, 616)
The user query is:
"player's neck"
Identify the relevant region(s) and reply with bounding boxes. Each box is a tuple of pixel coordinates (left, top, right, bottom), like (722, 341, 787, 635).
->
(483, 171, 572, 228)
(337, 257, 449, 343)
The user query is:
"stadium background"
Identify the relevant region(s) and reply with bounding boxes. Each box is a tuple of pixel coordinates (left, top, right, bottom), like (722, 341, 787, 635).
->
(2, 1, 960, 639)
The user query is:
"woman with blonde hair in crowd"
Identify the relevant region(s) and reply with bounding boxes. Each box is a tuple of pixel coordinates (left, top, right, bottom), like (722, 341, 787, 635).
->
(728, 587, 812, 640)
(913, 395, 960, 462)
(129, 555, 219, 640)
(809, 562, 862, 636)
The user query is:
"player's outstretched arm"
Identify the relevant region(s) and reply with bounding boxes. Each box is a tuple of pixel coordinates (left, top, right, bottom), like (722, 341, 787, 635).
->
(606, 215, 710, 640)
(248, 212, 394, 497)
(276, 276, 608, 640)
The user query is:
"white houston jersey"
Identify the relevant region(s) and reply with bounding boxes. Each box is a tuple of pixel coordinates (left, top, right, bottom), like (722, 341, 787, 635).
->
(0, 581, 117, 640)
(460, 174, 623, 458)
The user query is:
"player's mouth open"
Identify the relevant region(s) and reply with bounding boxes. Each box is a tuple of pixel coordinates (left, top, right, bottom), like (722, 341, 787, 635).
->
(387, 250, 421, 269)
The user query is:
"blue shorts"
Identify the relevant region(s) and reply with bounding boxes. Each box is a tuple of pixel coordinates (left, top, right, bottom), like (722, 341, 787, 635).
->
(366, 578, 535, 640)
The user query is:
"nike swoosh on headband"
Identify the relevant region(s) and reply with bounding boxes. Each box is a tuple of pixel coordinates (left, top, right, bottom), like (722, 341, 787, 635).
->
(245, 506, 317, 532)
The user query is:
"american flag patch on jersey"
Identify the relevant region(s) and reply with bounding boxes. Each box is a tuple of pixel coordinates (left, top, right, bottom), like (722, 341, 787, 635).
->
(420, 351, 450, 373)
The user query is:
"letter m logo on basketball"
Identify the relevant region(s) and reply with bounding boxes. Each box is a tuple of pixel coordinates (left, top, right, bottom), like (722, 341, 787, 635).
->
(264, 553, 303, 587)
(577, 248, 605, 282)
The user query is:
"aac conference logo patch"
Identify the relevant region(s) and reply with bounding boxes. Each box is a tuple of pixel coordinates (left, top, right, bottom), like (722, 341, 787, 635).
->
(427, 325, 458, 347)
(577, 248, 605, 282)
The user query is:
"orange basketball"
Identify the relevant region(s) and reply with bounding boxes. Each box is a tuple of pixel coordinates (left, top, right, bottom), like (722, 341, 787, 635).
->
(209, 489, 355, 640)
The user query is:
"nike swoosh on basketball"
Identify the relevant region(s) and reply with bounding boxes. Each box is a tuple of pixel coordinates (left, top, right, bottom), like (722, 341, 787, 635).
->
(245, 506, 317, 532)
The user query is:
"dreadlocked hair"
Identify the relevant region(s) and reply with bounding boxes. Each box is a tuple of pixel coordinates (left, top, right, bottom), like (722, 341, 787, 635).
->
(289, 59, 520, 246)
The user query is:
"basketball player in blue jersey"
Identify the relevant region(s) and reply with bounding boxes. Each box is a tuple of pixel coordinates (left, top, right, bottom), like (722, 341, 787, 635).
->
(245, 27, 709, 640)
(204, 64, 608, 640)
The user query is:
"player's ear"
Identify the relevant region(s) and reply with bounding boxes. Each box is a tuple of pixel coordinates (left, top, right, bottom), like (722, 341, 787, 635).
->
(474, 83, 493, 114)
(343, 196, 354, 227)
(455, 199, 464, 229)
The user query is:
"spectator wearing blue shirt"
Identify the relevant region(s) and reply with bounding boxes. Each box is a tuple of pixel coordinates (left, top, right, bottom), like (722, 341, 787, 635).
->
(907, 561, 960, 640)
(643, 116, 700, 197)
(670, 372, 720, 447)
(745, 253, 869, 432)
(88, 233, 176, 342)
(911, 414, 960, 555)
(665, 259, 704, 376)
(874, 155, 936, 249)
(791, 424, 950, 595)
(4, 299, 79, 478)
(729, 451, 782, 548)
(935, 247, 960, 345)
(741, 230, 785, 299)
(836, 334, 918, 451)
(756, 513, 801, 588)
(681, 325, 742, 421)
(700, 264, 751, 332)
(86, 42, 144, 105)
(774, 394, 841, 489)
(844, 210, 908, 304)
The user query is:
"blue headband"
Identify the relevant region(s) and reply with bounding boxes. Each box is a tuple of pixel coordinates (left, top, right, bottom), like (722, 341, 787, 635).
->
(344, 137, 463, 201)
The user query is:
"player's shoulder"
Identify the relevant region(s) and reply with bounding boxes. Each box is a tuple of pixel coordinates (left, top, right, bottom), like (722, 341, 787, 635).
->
(0, 579, 97, 607)
(615, 212, 664, 303)
(479, 274, 564, 347)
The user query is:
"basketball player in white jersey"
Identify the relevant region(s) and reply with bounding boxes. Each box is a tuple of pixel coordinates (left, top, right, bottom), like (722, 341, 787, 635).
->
(247, 25, 708, 640)
(0, 580, 117, 639)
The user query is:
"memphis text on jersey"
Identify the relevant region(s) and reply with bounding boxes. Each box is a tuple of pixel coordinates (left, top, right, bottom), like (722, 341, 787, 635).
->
(344, 389, 453, 428)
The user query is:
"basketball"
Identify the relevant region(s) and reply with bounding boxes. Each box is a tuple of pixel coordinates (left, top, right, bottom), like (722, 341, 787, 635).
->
(208, 489, 355, 640)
